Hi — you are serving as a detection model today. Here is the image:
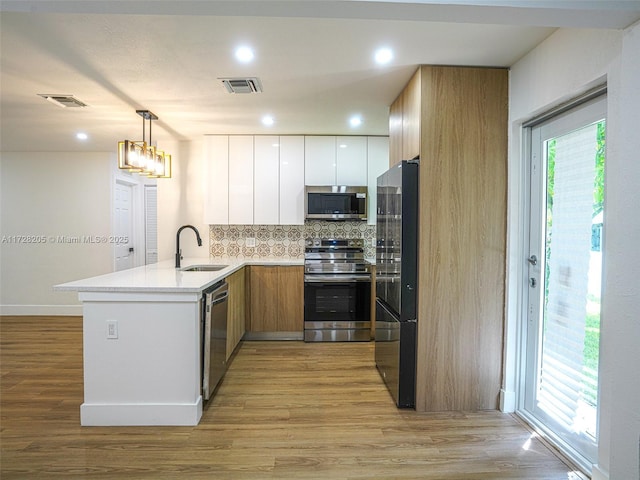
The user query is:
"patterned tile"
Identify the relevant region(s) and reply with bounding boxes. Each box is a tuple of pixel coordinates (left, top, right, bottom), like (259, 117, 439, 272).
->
(209, 221, 376, 259)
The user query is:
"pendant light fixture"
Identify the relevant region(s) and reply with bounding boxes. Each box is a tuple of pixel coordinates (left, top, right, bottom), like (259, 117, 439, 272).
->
(117, 109, 172, 178)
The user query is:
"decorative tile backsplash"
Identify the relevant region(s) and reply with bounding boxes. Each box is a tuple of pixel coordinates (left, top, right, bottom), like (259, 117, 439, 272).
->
(209, 221, 376, 259)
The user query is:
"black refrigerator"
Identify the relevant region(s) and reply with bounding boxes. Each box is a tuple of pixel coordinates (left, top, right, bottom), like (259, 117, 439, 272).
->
(375, 160, 418, 408)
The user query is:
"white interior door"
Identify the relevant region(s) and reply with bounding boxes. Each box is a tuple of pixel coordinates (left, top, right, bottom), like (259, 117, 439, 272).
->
(522, 95, 606, 472)
(114, 181, 135, 271)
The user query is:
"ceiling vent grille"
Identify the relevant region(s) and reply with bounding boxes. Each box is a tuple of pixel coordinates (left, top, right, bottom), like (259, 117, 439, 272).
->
(219, 77, 263, 94)
(38, 94, 88, 108)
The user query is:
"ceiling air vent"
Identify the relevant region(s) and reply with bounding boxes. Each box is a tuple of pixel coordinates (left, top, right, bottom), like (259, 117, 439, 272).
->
(219, 77, 263, 94)
(38, 94, 88, 108)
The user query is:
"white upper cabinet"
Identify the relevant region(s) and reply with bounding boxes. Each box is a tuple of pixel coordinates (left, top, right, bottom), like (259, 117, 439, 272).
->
(228, 136, 254, 224)
(336, 136, 367, 185)
(305, 136, 368, 186)
(204, 134, 387, 226)
(279, 136, 305, 225)
(304, 136, 336, 185)
(366, 136, 390, 225)
(203, 135, 229, 224)
(254, 136, 280, 225)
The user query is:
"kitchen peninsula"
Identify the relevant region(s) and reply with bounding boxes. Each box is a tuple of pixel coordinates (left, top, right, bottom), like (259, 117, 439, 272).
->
(55, 257, 303, 426)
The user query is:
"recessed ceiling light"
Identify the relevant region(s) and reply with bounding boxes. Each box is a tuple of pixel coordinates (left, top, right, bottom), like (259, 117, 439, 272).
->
(235, 46, 254, 63)
(374, 47, 393, 65)
(349, 116, 362, 128)
(262, 115, 275, 126)
(76, 132, 88, 140)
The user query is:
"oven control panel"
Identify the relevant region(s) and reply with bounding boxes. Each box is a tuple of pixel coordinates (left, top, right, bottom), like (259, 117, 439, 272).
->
(305, 238, 364, 249)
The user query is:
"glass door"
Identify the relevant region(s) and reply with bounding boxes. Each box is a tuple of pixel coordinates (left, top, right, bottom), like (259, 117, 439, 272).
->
(522, 95, 606, 471)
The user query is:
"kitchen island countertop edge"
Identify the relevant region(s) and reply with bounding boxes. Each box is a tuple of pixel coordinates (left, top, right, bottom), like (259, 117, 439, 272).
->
(54, 257, 304, 294)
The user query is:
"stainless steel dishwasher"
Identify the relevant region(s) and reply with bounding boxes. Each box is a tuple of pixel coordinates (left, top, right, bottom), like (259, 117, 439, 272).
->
(202, 280, 229, 401)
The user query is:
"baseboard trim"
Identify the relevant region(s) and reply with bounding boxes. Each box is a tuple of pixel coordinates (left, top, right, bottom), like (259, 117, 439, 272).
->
(244, 331, 304, 341)
(591, 464, 609, 480)
(80, 398, 203, 426)
(0, 304, 82, 316)
(500, 388, 516, 412)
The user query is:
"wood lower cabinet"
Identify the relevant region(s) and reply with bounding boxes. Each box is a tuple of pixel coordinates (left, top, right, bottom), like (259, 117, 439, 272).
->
(248, 265, 304, 336)
(276, 266, 304, 332)
(226, 267, 246, 360)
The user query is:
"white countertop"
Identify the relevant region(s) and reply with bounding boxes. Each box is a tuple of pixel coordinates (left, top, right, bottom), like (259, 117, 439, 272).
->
(55, 257, 304, 294)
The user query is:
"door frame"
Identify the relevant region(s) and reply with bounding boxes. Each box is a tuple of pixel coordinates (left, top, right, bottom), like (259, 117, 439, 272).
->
(112, 162, 153, 270)
(501, 85, 608, 412)
(502, 86, 607, 475)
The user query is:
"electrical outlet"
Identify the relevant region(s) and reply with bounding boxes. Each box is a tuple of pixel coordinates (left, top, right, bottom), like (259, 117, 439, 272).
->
(371, 238, 376, 247)
(106, 320, 118, 339)
(246, 237, 256, 247)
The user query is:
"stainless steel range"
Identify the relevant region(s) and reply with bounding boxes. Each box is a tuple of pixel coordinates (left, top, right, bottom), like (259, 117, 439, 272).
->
(303, 238, 372, 342)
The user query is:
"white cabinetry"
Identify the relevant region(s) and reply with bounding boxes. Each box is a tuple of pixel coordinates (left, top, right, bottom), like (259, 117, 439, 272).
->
(254, 136, 280, 225)
(279, 136, 305, 225)
(203, 136, 229, 225)
(205, 135, 387, 226)
(337, 136, 367, 185)
(305, 136, 368, 186)
(228, 136, 254, 224)
(304, 136, 336, 185)
(366, 137, 389, 225)
(204, 135, 305, 226)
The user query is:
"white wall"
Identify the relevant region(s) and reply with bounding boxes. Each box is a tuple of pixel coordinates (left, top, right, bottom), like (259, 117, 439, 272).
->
(0, 152, 114, 314)
(0, 137, 234, 314)
(157, 139, 207, 263)
(605, 22, 640, 480)
(505, 24, 640, 480)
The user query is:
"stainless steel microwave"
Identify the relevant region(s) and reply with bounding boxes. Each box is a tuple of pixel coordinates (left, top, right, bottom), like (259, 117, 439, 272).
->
(305, 186, 367, 221)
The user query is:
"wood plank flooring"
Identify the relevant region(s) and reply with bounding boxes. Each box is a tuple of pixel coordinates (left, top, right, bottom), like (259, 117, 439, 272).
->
(1, 316, 585, 479)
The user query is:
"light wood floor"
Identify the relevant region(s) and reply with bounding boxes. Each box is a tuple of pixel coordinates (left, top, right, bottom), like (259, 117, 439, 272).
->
(1, 316, 584, 479)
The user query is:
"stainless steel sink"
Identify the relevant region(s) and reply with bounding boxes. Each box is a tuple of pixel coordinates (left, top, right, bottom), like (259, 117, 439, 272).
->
(181, 265, 228, 272)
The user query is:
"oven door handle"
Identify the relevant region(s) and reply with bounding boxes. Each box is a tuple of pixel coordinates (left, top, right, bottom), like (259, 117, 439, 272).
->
(304, 275, 371, 283)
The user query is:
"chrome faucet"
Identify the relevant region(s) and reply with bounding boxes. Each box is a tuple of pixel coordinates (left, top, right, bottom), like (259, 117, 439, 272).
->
(175, 225, 203, 268)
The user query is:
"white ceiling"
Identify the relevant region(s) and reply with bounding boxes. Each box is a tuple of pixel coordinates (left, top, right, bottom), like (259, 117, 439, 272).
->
(1, 1, 639, 152)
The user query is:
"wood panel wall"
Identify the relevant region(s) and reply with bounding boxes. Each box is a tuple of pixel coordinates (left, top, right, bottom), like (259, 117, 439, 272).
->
(415, 66, 508, 412)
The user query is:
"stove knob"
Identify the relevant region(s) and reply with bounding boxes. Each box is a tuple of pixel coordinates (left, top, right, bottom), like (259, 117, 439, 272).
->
(314, 239, 320, 246)
(305, 239, 313, 247)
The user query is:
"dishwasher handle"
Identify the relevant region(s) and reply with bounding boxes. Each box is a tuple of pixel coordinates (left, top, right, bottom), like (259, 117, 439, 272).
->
(210, 290, 229, 307)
